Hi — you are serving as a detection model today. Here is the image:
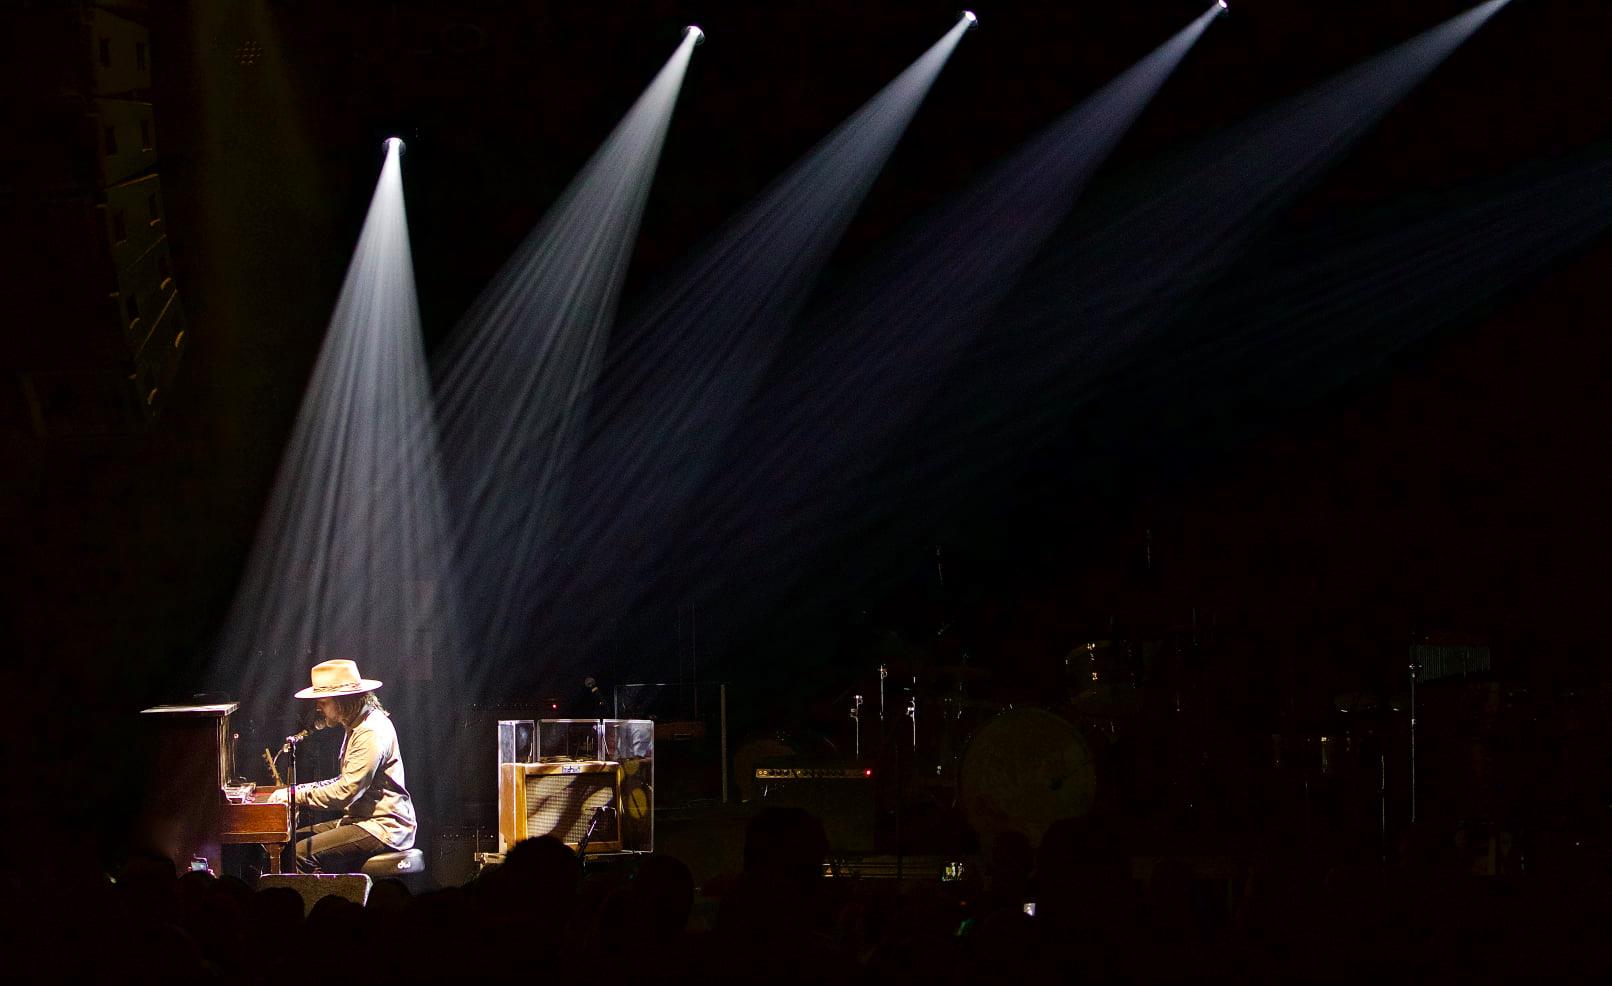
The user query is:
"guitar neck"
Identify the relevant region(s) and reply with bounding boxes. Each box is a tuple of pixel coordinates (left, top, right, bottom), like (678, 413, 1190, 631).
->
(261, 749, 283, 787)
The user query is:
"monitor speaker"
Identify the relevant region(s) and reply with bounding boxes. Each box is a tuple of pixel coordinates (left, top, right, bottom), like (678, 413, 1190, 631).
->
(256, 873, 371, 914)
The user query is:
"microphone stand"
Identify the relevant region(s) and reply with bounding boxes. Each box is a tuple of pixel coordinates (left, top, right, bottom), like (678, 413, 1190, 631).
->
(284, 734, 302, 873)
(274, 711, 325, 873)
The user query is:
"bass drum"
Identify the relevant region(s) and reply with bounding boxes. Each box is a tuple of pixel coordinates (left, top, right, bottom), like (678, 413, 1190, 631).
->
(958, 707, 1096, 848)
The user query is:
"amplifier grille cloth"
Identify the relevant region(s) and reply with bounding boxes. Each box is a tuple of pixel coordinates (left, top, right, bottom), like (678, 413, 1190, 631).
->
(523, 773, 617, 844)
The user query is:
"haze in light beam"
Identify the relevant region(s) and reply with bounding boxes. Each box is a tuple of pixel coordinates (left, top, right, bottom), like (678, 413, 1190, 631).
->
(930, 150, 1612, 557)
(496, 16, 975, 672)
(1135, 150, 1612, 429)
(664, 4, 1223, 616)
(210, 139, 455, 807)
(903, 0, 1515, 502)
(637, 0, 1515, 636)
(431, 33, 698, 675)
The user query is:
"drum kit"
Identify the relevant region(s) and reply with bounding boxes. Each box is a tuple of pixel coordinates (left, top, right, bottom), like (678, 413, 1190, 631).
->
(776, 546, 1583, 861)
(832, 618, 1418, 852)
(772, 548, 1563, 858)
(834, 628, 1158, 850)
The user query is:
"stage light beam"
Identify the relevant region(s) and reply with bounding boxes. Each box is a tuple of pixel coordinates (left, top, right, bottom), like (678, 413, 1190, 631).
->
(632, 1, 1224, 636)
(211, 126, 457, 813)
(962, 10, 979, 29)
(523, 15, 975, 659)
(875, 0, 1518, 527)
(431, 32, 701, 670)
(685, 25, 705, 46)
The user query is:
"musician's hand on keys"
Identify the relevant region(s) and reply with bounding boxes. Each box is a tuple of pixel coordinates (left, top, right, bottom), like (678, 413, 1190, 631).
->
(266, 788, 289, 805)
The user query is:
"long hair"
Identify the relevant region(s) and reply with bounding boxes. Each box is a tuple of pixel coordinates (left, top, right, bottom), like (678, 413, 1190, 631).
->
(328, 691, 386, 728)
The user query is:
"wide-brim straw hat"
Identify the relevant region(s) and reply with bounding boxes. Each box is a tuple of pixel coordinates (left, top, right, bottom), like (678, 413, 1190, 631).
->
(294, 659, 383, 699)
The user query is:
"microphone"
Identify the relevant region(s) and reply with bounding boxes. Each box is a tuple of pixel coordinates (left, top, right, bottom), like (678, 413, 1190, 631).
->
(281, 713, 328, 752)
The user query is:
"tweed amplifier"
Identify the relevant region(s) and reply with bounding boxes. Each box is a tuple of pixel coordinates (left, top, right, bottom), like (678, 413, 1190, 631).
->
(498, 760, 622, 854)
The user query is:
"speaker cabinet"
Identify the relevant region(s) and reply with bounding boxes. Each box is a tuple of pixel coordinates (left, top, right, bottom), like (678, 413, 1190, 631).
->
(428, 828, 497, 888)
(755, 764, 877, 854)
(498, 761, 622, 853)
(613, 683, 729, 807)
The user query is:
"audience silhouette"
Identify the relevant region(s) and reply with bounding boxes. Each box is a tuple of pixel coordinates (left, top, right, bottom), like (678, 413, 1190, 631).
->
(12, 813, 1612, 984)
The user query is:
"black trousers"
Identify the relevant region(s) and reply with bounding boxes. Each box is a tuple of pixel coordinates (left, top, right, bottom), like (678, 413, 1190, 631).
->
(294, 819, 387, 874)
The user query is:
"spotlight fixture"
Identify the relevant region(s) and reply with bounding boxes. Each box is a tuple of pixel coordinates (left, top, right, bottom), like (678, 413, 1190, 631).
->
(961, 10, 979, 29)
(1218, 0, 1228, 9)
(685, 25, 705, 45)
(384, 136, 406, 155)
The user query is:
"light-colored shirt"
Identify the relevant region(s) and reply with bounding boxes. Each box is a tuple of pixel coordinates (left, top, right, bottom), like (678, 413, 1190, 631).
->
(294, 707, 416, 850)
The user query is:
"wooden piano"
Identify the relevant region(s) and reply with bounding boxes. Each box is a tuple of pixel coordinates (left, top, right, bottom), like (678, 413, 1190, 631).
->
(140, 702, 291, 874)
(223, 787, 291, 873)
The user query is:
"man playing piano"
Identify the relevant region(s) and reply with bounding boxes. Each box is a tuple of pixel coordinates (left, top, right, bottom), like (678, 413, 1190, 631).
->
(267, 660, 416, 873)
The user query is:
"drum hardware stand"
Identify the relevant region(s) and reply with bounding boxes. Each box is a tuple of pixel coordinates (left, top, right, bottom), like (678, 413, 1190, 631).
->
(1378, 753, 1389, 866)
(851, 695, 864, 759)
(1302, 777, 1311, 846)
(720, 683, 729, 804)
(1408, 659, 1419, 826)
(907, 690, 918, 752)
(891, 700, 904, 883)
(879, 665, 888, 722)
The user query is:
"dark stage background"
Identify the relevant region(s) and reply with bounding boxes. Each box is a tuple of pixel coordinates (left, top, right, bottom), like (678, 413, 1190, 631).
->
(4, 0, 1611, 868)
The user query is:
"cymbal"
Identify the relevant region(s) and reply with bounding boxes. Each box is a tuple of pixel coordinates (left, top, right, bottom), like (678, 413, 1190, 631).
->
(1333, 690, 1382, 714)
(1063, 640, 1116, 657)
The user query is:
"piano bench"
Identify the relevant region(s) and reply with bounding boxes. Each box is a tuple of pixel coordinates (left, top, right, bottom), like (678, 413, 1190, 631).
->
(361, 848, 425, 878)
